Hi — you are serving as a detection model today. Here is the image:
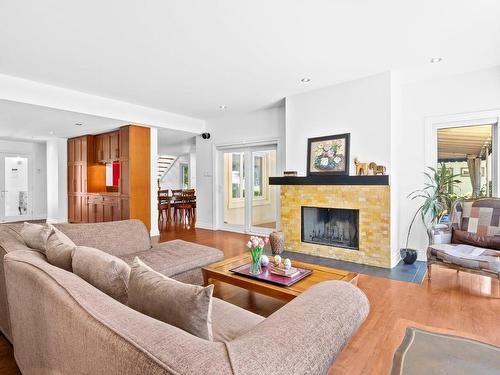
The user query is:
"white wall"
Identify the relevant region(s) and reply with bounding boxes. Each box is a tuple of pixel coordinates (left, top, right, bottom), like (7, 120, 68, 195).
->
(285, 72, 392, 176)
(196, 106, 285, 229)
(0, 139, 47, 220)
(394, 66, 500, 259)
(158, 137, 196, 157)
(160, 154, 189, 190)
(284, 72, 399, 265)
(46, 138, 67, 223)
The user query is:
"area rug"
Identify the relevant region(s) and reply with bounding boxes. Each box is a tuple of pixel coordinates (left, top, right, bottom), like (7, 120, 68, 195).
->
(391, 327, 500, 374)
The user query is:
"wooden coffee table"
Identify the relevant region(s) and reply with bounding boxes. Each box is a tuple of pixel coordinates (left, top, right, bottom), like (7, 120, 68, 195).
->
(202, 253, 359, 302)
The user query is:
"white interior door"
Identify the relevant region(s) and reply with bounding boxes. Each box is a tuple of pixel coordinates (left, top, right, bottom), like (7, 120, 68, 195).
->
(218, 143, 278, 234)
(0, 154, 32, 223)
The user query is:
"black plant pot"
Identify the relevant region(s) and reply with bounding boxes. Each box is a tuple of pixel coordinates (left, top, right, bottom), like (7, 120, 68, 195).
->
(400, 248, 418, 265)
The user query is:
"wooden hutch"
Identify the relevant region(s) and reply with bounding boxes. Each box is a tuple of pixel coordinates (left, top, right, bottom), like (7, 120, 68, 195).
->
(67, 125, 151, 230)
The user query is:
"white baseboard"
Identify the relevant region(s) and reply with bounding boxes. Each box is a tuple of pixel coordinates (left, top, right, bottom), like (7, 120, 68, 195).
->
(195, 221, 214, 230)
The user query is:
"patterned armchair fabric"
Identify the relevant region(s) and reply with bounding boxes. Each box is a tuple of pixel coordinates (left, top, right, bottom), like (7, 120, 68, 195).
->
(449, 199, 500, 235)
(427, 198, 500, 280)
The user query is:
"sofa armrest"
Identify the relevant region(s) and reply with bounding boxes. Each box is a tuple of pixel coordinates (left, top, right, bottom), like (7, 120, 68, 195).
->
(429, 224, 452, 245)
(225, 281, 369, 375)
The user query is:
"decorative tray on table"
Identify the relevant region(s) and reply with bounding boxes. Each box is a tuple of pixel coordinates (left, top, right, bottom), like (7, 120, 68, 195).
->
(230, 263, 313, 287)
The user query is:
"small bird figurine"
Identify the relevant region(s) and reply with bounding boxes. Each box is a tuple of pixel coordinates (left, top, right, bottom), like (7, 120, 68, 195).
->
(284, 258, 292, 270)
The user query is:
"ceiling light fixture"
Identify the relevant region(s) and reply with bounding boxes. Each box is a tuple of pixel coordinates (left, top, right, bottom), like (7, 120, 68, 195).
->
(75, 123, 83, 126)
(219, 105, 227, 110)
(430, 57, 442, 63)
(49, 130, 54, 135)
(301, 78, 311, 83)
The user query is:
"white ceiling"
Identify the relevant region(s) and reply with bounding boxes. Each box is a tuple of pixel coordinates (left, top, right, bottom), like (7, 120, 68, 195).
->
(0, 99, 127, 140)
(1, 0, 500, 120)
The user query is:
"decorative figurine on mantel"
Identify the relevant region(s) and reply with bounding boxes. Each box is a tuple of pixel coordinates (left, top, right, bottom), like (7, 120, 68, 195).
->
(354, 158, 369, 175)
(354, 158, 387, 175)
(368, 162, 386, 175)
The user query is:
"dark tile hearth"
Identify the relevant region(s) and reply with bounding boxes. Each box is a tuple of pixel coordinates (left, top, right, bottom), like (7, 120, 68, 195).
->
(265, 249, 427, 284)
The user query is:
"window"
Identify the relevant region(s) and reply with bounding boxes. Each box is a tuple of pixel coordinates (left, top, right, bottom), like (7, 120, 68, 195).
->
(253, 154, 264, 197)
(227, 152, 269, 207)
(180, 163, 189, 189)
(231, 153, 245, 199)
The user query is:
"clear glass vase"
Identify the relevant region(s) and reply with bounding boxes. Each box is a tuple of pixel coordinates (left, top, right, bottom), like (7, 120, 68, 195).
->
(249, 248, 263, 275)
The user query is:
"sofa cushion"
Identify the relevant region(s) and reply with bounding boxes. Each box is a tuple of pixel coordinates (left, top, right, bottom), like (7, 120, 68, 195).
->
(120, 239, 223, 277)
(19, 222, 53, 253)
(128, 257, 214, 340)
(46, 225, 77, 272)
(211, 298, 263, 342)
(73, 246, 131, 304)
(54, 220, 151, 257)
(451, 229, 500, 250)
(429, 243, 500, 273)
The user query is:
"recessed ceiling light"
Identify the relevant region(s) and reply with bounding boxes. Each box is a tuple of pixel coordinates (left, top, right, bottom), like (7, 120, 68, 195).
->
(219, 105, 227, 110)
(430, 57, 442, 63)
(301, 78, 311, 83)
(75, 123, 83, 126)
(49, 130, 54, 135)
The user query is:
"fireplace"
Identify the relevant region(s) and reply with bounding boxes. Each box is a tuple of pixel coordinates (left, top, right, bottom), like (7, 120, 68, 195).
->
(301, 206, 359, 250)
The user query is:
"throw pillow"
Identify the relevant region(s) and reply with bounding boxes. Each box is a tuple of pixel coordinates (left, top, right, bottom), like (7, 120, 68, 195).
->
(128, 257, 214, 341)
(451, 229, 500, 250)
(19, 222, 53, 252)
(46, 225, 77, 272)
(72, 246, 131, 304)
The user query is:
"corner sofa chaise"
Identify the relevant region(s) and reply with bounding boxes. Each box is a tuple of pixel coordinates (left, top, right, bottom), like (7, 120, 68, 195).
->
(0, 219, 369, 375)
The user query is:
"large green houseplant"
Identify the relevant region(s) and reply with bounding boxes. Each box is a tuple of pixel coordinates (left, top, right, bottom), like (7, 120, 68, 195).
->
(402, 165, 460, 263)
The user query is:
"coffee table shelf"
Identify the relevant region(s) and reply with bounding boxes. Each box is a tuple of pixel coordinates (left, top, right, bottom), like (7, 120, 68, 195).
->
(202, 253, 359, 302)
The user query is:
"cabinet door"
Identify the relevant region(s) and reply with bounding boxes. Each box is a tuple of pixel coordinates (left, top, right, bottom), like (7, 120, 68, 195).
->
(68, 194, 75, 223)
(68, 139, 75, 164)
(109, 132, 120, 161)
(95, 135, 104, 162)
(103, 134, 111, 162)
(103, 197, 121, 222)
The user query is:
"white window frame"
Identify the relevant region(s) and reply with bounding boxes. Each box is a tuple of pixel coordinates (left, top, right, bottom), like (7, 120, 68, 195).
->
(226, 152, 270, 209)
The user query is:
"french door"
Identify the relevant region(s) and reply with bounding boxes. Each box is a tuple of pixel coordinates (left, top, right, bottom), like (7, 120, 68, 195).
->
(218, 144, 279, 235)
(0, 154, 32, 222)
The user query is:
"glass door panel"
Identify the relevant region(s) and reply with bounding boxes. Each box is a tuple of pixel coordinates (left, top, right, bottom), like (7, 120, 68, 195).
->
(219, 144, 279, 234)
(251, 148, 278, 233)
(222, 151, 246, 228)
(1, 155, 30, 222)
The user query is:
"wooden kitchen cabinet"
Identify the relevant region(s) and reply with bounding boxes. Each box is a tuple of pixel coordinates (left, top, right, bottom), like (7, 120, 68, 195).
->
(109, 131, 120, 161)
(95, 131, 120, 163)
(68, 135, 93, 223)
(87, 195, 121, 223)
(68, 125, 150, 229)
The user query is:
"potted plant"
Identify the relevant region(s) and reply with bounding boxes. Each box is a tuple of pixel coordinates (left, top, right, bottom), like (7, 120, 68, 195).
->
(401, 164, 460, 264)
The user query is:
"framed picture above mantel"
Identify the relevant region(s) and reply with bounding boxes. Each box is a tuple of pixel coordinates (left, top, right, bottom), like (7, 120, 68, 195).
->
(306, 133, 350, 176)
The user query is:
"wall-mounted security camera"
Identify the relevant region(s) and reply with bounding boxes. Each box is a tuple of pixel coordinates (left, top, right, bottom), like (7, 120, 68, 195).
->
(201, 132, 211, 139)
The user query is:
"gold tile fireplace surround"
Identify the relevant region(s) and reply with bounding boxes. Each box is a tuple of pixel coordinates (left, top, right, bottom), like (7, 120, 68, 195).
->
(270, 175, 391, 268)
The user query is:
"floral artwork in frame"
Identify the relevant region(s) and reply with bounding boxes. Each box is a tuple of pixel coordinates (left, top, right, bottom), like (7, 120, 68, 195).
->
(307, 133, 350, 176)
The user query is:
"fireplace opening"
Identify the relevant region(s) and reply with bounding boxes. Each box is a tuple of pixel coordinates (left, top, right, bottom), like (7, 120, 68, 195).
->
(301, 206, 359, 250)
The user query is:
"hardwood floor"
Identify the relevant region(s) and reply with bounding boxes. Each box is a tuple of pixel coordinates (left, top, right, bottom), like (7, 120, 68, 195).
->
(0, 219, 498, 374)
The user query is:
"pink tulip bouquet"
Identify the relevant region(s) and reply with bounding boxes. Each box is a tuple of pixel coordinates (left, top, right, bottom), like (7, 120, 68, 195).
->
(246, 235, 269, 274)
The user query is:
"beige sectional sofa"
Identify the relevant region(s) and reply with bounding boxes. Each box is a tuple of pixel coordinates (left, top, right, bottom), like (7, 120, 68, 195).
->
(1, 220, 369, 375)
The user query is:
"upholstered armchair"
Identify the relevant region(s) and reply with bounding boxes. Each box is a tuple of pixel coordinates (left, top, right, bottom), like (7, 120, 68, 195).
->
(427, 198, 500, 280)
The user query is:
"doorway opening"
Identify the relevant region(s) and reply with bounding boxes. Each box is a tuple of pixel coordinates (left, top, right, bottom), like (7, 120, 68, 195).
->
(437, 123, 495, 198)
(0, 154, 32, 222)
(218, 143, 279, 235)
